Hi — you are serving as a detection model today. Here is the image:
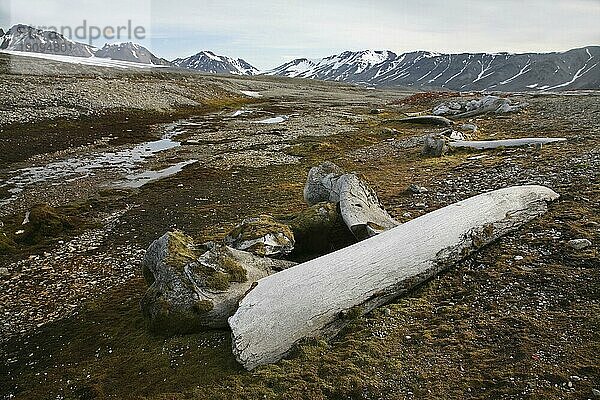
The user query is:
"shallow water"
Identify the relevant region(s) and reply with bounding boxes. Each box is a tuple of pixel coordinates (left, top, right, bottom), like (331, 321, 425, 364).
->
(252, 115, 289, 124)
(114, 160, 198, 188)
(0, 125, 190, 205)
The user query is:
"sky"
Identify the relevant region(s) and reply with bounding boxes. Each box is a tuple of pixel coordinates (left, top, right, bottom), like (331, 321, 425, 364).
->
(1, 0, 599, 70)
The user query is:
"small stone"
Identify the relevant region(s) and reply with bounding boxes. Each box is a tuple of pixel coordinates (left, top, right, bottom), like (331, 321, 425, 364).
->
(408, 184, 428, 194)
(568, 238, 592, 250)
(369, 108, 383, 114)
(514, 255, 524, 261)
(592, 388, 600, 398)
(421, 134, 448, 157)
(0, 267, 9, 277)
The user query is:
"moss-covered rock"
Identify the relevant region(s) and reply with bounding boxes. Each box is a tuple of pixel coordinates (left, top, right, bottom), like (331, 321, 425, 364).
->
(224, 215, 295, 257)
(18, 204, 75, 245)
(141, 231, 295, 335)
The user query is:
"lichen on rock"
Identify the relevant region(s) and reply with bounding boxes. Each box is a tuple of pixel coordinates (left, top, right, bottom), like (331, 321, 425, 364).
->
(140, 230, 296, 335)
(224, 215, 295, 257)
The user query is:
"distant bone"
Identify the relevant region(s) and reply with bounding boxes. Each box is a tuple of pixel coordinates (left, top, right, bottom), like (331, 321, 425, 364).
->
(448, 137, 566, 150)
(433, 95, 527, 118)
(388, 115, 453, 127)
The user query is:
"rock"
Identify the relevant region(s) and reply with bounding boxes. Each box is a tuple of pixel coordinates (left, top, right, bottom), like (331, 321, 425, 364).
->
(370, 108, 383, 114)
(287, 202, 356, 255)
(408, 184, 428, 194)
(381, 127, 398, 134)
(141, 230, 295, 334)
(592, 388, 600, 398)
(421, 134, 448, 157)
(224, 215, 295, 257)
(568, 238, 592, 250)
(460, 123, 478, 132)
(18, 204, 76, 245)
(0, 267, 10, 277)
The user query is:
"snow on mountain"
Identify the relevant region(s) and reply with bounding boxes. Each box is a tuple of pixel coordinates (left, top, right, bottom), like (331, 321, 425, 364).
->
(94, 42, 172, 66)
(266, 47, 600, 91)
(0, 24, 95, 57)
(172, 51, 259, 75)
(0, 25, 170, 67)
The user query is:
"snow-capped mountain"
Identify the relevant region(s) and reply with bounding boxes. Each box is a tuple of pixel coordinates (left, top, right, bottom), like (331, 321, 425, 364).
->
(0, 25, 169, 66)
(266, 47, 600, 91)
(172, 51, 259, 75)
(95, 42, 171, 66)
(0, 24, 95, 57)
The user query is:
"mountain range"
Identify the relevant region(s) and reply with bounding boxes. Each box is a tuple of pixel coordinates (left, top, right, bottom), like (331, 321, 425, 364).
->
(265, 48, 600, 91)
(1, 24, 598, 91)
(0, 25, 170, 65)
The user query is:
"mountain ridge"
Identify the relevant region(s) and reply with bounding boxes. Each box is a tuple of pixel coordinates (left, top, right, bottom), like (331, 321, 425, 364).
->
(172, 50, 259, 75)
(265, 47, 600, 91)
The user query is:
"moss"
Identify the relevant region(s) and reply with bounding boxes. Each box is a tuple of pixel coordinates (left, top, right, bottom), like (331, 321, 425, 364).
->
(219, 253, 247, 283)
(19, 204, 75, 245)
(193, 300, 214, 314)
(225, 215, 294, 257)
(166, 230, 197, 269)
(341, 305, 364, 320)
(0, 232, 16, 254)
(205, 272, 230, 291)
(287, 202, 356, 257)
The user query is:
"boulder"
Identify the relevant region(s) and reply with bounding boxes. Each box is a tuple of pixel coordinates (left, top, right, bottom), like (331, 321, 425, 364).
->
(422, 134, 448, 157)
(224, 215, 295, 257)
(141, 230, 295, 334)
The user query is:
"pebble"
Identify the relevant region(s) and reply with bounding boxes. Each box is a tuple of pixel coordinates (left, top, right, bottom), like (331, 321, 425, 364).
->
(0, 267, 10, 278)
(408, 184, 428, 194)
(568, 238, 592, 250)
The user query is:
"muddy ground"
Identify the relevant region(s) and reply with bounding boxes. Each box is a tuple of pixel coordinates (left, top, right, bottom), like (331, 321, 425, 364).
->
(0, 55, 598, 400)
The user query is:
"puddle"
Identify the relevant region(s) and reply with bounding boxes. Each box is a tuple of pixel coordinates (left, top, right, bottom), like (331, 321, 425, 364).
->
(0, 127, 187, 205)
(252, 115, 289, 124)
(114, 160, 198, 188)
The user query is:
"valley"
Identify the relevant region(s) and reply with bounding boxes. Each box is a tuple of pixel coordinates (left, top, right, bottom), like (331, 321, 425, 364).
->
(0, 51, 598, 399)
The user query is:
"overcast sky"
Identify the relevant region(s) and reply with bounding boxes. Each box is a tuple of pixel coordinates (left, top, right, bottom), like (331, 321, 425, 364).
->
(1, 0, 599, 69)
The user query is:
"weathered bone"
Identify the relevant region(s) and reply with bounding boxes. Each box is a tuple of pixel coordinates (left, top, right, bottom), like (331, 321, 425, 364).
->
(229, 186, 559, 370)
(303, 162, 400, 239)
(448, 137, 566, 149)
